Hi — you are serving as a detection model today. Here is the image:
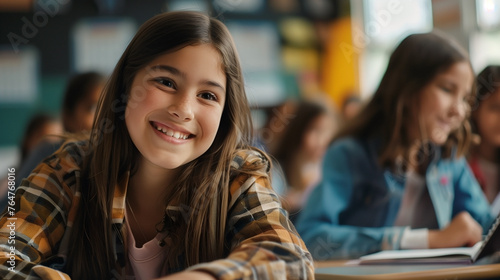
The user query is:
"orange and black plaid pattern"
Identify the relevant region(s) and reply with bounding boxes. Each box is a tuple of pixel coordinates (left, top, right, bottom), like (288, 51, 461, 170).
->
(0, 141, 314, 279)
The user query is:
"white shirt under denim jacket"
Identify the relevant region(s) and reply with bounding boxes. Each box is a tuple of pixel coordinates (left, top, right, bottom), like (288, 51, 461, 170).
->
(296, 136, 496, 260)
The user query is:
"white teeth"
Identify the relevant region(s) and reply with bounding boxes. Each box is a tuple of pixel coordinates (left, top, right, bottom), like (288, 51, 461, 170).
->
(154, 124, 189, 139)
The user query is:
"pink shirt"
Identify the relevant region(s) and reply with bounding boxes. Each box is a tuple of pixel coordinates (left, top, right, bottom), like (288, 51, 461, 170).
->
(125, 210, 169, 280)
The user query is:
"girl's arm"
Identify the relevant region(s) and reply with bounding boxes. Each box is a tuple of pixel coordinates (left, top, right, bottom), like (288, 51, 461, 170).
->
(295, 140, 407, 260)
(428, 211, 483, 248)
(184, 152, 315, 279)
(427, 157, 493, 249)
(0, 143, 80, 280)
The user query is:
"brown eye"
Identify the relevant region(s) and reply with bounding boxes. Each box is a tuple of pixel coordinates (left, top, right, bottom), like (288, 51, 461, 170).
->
(199, 92, 217, 101)
(154, 77, 175, 89)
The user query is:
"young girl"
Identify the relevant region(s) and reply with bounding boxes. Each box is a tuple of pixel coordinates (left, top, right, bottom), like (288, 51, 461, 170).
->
(469, 65, 500, 215)
(272, 100, 337, 223)
(0, 11, 313, 279)
(295, 31, 496, 260)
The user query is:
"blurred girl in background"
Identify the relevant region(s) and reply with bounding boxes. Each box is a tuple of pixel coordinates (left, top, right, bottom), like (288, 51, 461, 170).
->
(296, 31, 495, 260)
(273, 99, 337, 223)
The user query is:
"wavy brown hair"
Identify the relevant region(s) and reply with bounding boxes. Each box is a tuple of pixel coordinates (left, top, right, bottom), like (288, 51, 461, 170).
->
(334, 31, 476, 170)
(66, 11, 261, 279)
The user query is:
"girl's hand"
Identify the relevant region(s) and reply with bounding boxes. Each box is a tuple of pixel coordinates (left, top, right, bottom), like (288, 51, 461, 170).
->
(428, 211, 482, 248)
(155, 271, 216, 280)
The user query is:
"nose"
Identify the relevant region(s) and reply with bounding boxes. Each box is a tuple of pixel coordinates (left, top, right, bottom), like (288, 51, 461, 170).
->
(449, 96, 467, 120)
(168, 93, 194, 121)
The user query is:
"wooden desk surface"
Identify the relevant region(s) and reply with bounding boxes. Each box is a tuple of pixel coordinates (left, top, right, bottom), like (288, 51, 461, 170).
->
(315, 260, 350, 268)
(314, 260, 500, 280)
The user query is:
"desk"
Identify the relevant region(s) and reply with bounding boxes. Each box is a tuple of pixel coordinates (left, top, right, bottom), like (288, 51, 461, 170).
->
(315, 260, 500, 279)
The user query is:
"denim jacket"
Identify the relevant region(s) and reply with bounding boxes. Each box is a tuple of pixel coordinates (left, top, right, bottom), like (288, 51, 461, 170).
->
(295, 137, 495, 260)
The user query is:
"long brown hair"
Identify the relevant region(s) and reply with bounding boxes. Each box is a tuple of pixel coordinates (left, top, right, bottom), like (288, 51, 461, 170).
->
(334, 31, 475, 170)
(66, 11, 259, 278)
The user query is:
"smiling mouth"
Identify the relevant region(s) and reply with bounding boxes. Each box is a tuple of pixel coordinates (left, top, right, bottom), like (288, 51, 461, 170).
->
(440, 122, 454, 130)
(151, 122, 193, 140)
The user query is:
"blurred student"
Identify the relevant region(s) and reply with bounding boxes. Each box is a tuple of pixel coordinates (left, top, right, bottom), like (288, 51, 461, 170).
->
(272, 100, 337, 223)
(61, 71, 105, 134)
(251, 100, 297, 198)
(253, 100, 297, 153)
(469, 65, 500, 215)
(341, 94, 363, 121)
(0, 11, 313, 279)
(15, 71, 105, 186)
(296, 31, 495, 260)
(0, 113, 62, 210)
(19, 113, 63, 163)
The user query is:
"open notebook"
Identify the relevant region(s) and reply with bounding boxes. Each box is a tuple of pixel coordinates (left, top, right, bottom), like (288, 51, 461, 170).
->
(359, 214, 500, 265)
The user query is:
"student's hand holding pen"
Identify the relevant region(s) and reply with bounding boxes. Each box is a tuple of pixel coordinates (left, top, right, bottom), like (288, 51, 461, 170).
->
(428, 211, 483, 249)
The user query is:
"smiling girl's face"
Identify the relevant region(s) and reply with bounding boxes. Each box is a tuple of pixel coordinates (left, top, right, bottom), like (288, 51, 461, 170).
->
(125, 44, 227, 170)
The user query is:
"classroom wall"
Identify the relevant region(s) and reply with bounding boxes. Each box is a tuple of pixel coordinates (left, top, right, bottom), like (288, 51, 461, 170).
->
(0, 0, 164, 147)
(1, 0, 500, 176)
(0, 0, 346, 176)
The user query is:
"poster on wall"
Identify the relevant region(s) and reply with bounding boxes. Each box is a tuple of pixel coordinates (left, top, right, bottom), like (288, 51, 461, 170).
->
(212, 0, 264, 14)
(0, 47, 38, 103)
(168, 0, 209, 12)
(476, 0, 500, 30)
(72, 18, 136, 75)
(225, 21, 285, 107)
(363, 0, 433, 47)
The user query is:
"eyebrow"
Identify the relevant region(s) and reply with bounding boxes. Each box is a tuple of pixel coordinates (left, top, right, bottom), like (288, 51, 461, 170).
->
(439, 79, 473, 97)
(149, 64, 226, 92)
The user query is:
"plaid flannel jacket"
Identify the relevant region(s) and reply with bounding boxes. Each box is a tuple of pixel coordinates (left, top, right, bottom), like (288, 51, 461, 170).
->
(0, 141, 314, 279)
